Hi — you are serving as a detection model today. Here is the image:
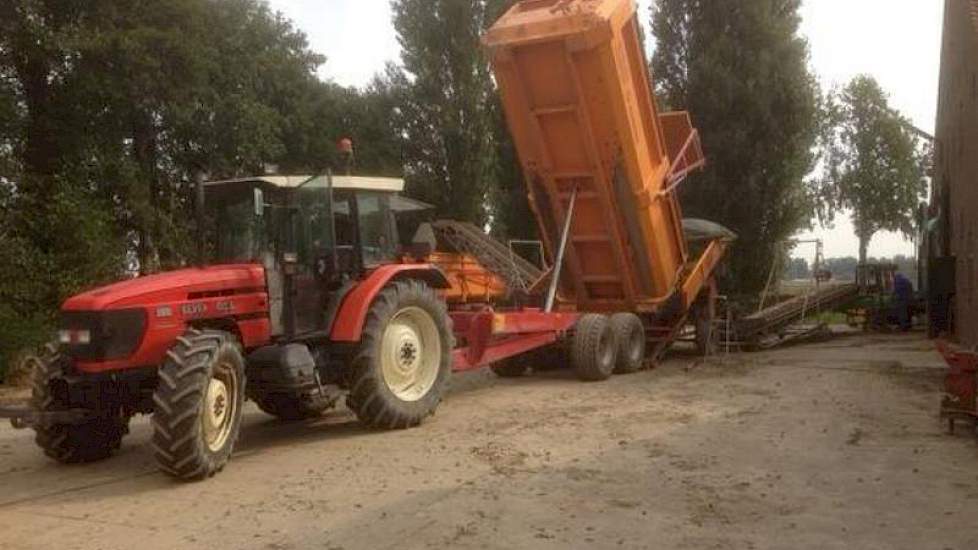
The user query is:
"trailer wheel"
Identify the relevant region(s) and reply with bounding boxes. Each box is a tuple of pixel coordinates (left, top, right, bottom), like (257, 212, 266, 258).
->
(252, 392, 330, 421)
(610, 313, 646, 374)
(151, 329, 245, 481)
(31, 344, 129, 464)
(694, 278, 718, 356)
(693, 301, 719, 356)
(346, 280, 453, 429)
(571, 314, 617, 381)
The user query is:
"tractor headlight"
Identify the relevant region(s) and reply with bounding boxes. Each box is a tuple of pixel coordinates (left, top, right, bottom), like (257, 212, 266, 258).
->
(57, 329, 91, 345)
(59, 310, 146, 361)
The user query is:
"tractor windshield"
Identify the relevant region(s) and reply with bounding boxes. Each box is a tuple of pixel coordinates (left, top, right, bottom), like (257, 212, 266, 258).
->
(202, 177, 424, 269)
(293, 179, 400, 269)
(204, 184, 283, 264)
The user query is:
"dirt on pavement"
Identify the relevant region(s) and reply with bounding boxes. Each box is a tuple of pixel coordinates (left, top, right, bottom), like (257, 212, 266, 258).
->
(0, 332, 976, 550)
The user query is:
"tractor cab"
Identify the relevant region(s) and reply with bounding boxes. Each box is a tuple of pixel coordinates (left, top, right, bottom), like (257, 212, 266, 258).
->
(202, 175, 431, 338)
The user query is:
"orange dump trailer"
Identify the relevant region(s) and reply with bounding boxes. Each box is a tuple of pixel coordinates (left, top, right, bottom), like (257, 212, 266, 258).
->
(484, 0, 726, 315)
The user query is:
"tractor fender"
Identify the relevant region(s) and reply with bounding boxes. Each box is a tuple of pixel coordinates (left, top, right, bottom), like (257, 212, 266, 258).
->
(329, 264, 451, 343)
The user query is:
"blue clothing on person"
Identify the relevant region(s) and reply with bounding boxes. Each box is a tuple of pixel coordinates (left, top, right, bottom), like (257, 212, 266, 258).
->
(893, 273, 913, 302)
(892, 273, 914, 331)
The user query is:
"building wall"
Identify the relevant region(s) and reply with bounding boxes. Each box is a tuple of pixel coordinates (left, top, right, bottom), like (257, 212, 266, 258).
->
(934, 0, 978, 345)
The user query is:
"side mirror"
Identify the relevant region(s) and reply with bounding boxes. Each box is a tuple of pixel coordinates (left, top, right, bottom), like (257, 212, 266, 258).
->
(282, 252, 298, 275)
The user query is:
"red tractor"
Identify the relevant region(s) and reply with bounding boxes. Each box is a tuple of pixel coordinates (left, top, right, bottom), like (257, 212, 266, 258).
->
(16, 174, 459, 480)
(4, 0, 733, 482)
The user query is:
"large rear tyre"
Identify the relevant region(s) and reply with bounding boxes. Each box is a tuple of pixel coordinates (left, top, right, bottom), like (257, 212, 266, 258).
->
(571, 314, 617, 382)
(31, 344, 129, 464)
(610, 313, 646, 374)
(253, 392, 330, 421)
(346, 280, 453, 429)
(151, 330, 245, 481)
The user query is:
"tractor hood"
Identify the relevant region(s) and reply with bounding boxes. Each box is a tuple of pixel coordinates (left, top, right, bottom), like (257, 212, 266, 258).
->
(63, 264, 267, 311)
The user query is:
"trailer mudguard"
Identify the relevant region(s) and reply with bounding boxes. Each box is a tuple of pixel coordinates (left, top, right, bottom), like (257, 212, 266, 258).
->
(329, 264, 451, 343)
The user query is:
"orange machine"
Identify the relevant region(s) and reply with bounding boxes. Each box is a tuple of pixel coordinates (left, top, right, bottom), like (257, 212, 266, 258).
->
(484, 0, 725, 315)
(426, 252, 509, 304)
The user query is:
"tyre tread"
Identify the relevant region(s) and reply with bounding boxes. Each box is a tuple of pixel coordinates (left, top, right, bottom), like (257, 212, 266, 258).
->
(610, 313, 646, 374)
(31, 347, 128, 464)
(345, 280, 453, 429)
(151, 330, 244, 481)
(571, 314, 616, 382)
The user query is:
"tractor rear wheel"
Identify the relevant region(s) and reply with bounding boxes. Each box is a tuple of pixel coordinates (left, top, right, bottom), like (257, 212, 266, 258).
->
(253, 392, 330, 421)
(346, 280, 453, 429)
(571, 314, 617, 382)
(610, 313, 646, 374)
(151, 329, 245, 481)
(31, 344, 129, 464)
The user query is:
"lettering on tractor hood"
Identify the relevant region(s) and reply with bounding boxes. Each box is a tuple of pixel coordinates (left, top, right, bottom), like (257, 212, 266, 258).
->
(62, 264, 267, 311)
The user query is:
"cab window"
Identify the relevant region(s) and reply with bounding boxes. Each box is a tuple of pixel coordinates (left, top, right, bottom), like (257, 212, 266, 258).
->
(357, 192, 396, 266)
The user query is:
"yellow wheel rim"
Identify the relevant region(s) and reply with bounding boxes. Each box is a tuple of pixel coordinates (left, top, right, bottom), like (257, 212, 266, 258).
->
(201, 359, 238, 453)
(380, 307, 441, 402)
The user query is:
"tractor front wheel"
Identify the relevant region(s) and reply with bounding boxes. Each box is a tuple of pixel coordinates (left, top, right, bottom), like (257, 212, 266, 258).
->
(346, 280, 453, 429)
(151, 329, 245, 481)
(31, 344, 129, 464)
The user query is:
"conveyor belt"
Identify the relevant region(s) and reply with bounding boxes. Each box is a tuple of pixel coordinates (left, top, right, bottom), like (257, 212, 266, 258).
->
(737, 283, 860, 344)
(430, 220, 544, 293)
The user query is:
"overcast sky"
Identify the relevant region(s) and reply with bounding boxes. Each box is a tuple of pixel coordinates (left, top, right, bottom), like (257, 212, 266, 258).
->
(266, 0, 944, 262)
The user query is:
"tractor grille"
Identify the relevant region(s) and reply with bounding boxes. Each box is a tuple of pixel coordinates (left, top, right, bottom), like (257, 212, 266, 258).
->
(60, 309, 146, 362)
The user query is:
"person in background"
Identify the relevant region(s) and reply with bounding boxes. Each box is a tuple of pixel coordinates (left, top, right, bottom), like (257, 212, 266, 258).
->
(892, 271, 914, 331)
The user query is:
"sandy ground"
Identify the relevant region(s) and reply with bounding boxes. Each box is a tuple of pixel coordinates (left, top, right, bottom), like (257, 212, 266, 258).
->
(0, 332, 976, 550)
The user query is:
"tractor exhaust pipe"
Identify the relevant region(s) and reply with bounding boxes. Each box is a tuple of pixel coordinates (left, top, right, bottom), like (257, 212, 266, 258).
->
(194, 171, 206, 267)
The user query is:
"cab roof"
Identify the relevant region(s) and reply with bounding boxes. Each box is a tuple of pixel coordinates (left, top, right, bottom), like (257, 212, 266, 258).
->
(205, 175, 405, 193)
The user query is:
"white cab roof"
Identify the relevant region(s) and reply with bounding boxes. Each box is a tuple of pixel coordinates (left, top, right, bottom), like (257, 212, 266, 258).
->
(205, 175, 405, 193)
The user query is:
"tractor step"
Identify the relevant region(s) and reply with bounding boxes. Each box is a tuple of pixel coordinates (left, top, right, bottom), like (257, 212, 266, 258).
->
(1, 404, 94, 430)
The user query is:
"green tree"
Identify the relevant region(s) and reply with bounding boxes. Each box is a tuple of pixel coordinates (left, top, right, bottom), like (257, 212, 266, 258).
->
(0, 0, 360, 376)
(783, 257, 810, 281)
(487, 93, 537, 240)
(330, 78, 406, 177)
(388, 0, 497, 227)
(650, 0, 821, 294)
(817, 75, 928, 263)
(482, 0, 536, 240)
(824, 257, 860, 281)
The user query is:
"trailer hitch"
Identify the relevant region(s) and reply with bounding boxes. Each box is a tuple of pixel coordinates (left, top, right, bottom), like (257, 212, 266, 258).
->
(0, 404, 94, 430)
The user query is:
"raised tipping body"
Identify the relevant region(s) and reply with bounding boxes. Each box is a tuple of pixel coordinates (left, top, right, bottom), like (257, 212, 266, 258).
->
(484, 0, 706, 313)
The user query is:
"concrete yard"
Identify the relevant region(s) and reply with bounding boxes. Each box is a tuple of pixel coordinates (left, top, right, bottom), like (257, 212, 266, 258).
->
(0, 333, 976, 550)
